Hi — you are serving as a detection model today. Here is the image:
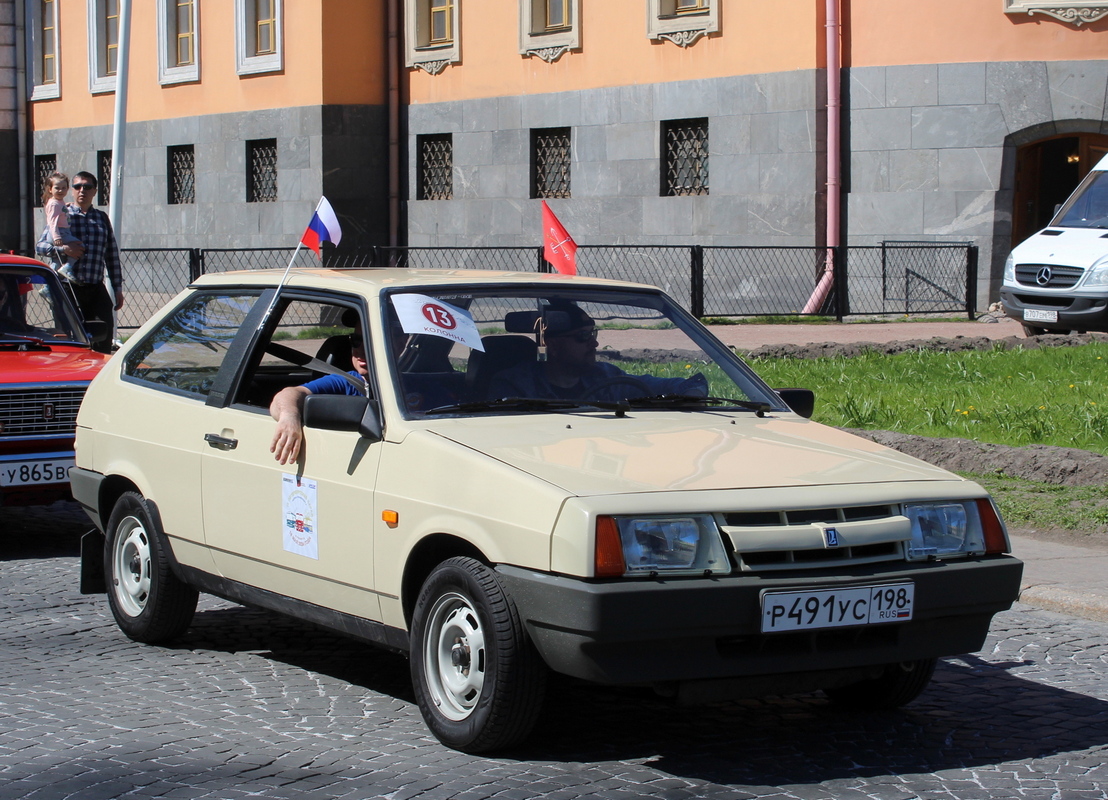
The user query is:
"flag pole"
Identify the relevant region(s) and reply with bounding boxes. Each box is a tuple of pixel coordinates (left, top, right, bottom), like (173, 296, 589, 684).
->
(256, 242, 306, 333)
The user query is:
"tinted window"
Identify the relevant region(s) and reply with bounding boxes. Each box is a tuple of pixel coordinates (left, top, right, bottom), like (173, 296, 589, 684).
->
(124, 293, 258, 397)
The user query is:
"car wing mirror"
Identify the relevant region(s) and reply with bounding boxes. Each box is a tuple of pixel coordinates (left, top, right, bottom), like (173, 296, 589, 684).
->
(84, 320, 109, 342)
(774, 388, 815, 419)
(303, 394, 383, 441)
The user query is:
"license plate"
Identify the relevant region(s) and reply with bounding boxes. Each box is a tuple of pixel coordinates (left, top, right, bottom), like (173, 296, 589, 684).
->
(1024, 308, 1057, 323)
(0, 459, 74, 487)
(761, 583, 915, 633)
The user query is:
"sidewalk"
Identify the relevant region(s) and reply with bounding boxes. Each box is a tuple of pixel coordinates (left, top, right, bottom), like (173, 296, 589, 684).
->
(699, 315, 1108, 624)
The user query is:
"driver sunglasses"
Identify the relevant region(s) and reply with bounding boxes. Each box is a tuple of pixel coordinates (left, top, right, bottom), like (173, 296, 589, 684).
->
(553, 327, 598, 344)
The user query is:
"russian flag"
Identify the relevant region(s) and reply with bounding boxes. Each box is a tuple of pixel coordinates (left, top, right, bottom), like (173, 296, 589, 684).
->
(300, 197, 342, 255)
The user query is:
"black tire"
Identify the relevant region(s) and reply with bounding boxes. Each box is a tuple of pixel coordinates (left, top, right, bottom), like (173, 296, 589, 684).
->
(1022, 324, 1072, 337)
(409, 557, 547, 753)
(824, 658, 937, 710)
(104, 491, 198, 644)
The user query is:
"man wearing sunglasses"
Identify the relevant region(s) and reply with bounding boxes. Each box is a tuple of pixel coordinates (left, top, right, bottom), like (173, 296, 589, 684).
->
(35, 171, 123, 353)
(488, 302, 707, 402)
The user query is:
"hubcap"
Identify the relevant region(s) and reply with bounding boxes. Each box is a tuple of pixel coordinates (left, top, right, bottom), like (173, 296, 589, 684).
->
(423, 592, 486, 721)
(112, 515, 152, 618)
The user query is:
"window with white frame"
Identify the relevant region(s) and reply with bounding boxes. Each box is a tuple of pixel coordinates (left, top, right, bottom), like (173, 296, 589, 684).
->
(519, 0, 580, 62)
(87, 0, 119, 94)
(29, 0, 61, 100)
(404, 0, 461, 75)
(647, 0, 718, 47)
(235, 0, 283, 76)
(157, 0, 200, 84)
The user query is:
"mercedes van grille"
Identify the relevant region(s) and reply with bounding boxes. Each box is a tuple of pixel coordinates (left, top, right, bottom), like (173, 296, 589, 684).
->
(1015, 264, 1083, 289)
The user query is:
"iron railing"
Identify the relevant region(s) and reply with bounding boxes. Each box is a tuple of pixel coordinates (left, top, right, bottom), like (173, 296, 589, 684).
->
(106, 243, 976, 329)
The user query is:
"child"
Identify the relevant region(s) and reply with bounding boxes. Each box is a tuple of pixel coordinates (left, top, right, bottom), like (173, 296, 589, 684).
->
(41, 171, 82, 281)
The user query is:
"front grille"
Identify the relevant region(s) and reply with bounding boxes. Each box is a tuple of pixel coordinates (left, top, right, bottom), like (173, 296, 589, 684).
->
(1015, 264, 1083, 288)
(720, 504, 908, 572)
(0, 385, 86, 437)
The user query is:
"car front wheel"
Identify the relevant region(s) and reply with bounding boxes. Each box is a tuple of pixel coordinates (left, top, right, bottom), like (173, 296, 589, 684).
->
(104, 491, 198, 644)
(410, 557, 546, 753)
(824, 657, 937, 710)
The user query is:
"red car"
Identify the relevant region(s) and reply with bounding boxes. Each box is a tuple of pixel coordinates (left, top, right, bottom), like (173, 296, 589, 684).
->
(0, 256, 111, 506)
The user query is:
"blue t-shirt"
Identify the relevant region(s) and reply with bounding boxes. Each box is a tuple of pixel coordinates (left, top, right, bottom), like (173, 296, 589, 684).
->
(303, 371, 366, 396)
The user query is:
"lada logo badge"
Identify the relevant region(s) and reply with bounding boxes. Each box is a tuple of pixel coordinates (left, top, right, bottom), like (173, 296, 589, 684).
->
(42, 403, 56, 421)
(823, 526, 840, 548)
(1035, 266, 1053, 286)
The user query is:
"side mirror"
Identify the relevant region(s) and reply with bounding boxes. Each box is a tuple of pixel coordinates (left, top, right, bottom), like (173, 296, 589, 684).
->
(84, 320, 109, 342)
(303, 394, 382, 441)
(775, 388, 815, 419)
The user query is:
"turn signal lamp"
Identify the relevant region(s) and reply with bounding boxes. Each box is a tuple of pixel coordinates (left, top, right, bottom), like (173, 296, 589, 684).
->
(976, 498, 1009, 554)
(594, 516, 626, 577)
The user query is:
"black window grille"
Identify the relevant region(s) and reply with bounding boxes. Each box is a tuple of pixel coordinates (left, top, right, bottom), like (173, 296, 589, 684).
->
(168, 145, 195, 205)
(97, 150, 112, 206)
(418, 134, 453, 200)
(663, 118, 709, 196)
(34, 155, 57, 207)
(247, 139, 278, 202)
(531, 127, 571, 199)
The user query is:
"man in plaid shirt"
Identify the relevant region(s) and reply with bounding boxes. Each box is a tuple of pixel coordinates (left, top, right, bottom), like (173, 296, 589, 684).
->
(36, 171, 123, 353)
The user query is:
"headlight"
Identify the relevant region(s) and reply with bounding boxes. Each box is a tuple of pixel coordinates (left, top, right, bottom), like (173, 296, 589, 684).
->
(903, 501, 986, 560)
(594, 514, 732, 577)
(1080, 255, 1108, 289)
(1002, 253, 1015, 284)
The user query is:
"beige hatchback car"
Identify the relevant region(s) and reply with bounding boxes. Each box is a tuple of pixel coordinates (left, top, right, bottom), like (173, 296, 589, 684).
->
(73, 269, 1022, 752)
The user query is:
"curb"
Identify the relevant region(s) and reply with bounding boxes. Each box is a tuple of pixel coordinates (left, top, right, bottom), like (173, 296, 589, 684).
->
(1018, 584, 1108, 624)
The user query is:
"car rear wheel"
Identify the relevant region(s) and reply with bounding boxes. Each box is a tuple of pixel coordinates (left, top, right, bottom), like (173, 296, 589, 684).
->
(410, 557, 546, 753)
(105, 491, 198, 644)
(824, 657, 937, 710)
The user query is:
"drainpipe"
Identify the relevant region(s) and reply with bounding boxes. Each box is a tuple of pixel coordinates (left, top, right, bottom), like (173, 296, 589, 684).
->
(387, 0, 400, 248)
(15, 0, 30, 253)
(802, 0, 842, 314)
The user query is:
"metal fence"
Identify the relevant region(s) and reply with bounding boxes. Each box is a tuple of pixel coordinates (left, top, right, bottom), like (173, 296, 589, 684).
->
(112, 242, 977, 329)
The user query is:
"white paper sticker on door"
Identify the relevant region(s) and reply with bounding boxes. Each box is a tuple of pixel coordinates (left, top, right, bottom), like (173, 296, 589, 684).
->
(282, 474, 319, 559)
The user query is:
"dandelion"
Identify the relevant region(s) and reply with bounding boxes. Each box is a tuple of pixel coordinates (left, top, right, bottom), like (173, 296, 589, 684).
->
(1070, 384, 1076, 389)
(1039, 405, 1046, 410)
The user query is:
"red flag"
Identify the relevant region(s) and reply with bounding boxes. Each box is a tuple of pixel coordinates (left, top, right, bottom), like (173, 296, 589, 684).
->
(542, 200, 577, 276)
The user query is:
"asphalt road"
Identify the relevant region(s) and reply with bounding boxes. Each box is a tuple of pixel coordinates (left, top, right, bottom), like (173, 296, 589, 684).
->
(3, 502, 1108, 800)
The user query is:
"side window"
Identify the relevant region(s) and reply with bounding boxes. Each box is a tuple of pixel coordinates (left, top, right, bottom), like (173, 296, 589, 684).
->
(123, 293, 259, 397)
(233, 298, 365, 408)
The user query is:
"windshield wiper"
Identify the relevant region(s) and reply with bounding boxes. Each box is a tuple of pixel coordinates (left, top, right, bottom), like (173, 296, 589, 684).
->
(425, 396, 631, 416)
(623, 394, 773, 416)
(0, 333, 50, 350)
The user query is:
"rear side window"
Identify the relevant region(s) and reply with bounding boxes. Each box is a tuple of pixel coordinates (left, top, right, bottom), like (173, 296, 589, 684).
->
(123, 293, 259, 397)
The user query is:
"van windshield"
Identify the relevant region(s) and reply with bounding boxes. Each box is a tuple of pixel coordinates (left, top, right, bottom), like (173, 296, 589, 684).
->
(1054, 170, 1108, 229)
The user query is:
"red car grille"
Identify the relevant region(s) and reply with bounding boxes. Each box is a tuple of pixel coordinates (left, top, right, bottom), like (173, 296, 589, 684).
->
(0, 386, 86, 437)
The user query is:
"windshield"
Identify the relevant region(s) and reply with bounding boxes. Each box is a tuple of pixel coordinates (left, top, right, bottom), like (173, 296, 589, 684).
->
(0, 266, 89, 344)
(381, 285, 784, 417)
(1054, 169, 1108, 229)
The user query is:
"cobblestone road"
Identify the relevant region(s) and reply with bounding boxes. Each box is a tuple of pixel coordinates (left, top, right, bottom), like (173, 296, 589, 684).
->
(3, 503, 1107, 800)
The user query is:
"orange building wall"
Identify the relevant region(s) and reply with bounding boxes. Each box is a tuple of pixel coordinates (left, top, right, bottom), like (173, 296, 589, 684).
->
(32, 0, 386, 133)
(846, 0, 1108, 66)
(408, 0, 819, 105)
(408, 0, 1106, 104)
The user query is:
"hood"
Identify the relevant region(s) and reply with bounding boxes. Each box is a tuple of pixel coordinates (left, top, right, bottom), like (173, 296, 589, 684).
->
(427, 412, 957, 496)
(1010, 227, 1108, 272)
(0, 346, 111, 384)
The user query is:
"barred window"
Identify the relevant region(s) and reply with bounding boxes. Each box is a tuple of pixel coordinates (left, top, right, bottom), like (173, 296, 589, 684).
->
(663, 118, 709, 197)
(168, 145, 196, 205)
(247, 139, 278, 203)
(418, 134, 453, 200)
(34, 155, 57, 208)
(97, 150, 112, 206)
(531, 127, 571, 199)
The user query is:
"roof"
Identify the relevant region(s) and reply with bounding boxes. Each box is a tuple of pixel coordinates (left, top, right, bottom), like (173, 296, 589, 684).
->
(190, 268, 656, 293)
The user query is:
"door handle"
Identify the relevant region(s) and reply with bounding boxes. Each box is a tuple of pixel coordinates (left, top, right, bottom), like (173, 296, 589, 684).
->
(204, 433, 238, 451)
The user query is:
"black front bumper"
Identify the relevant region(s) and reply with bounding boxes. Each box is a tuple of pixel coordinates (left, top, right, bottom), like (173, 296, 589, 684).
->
(1000, 289, 1108, 332)
(497, 556, 1023, 685)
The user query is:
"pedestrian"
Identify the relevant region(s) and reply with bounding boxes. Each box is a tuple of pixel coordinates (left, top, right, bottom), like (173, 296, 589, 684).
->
(40, 171, 82, 281)
(35, 171, 123, 353)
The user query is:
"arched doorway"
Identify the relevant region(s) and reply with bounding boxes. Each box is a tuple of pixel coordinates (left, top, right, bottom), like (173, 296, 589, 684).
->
(1012, 133, 1108, 246)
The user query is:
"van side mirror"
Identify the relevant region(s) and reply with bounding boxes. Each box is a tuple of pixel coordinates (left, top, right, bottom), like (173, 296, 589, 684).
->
(303, 394, 382, 441)
(775, 388, 815, 419)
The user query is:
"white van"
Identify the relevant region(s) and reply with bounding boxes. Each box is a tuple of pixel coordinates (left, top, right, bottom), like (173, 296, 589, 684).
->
(1001, 153, 1108, 335)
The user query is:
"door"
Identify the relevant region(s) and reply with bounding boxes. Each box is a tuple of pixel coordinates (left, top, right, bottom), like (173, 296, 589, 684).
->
(1013, 133, 1108, 246)
(199, 295, 385, 622)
